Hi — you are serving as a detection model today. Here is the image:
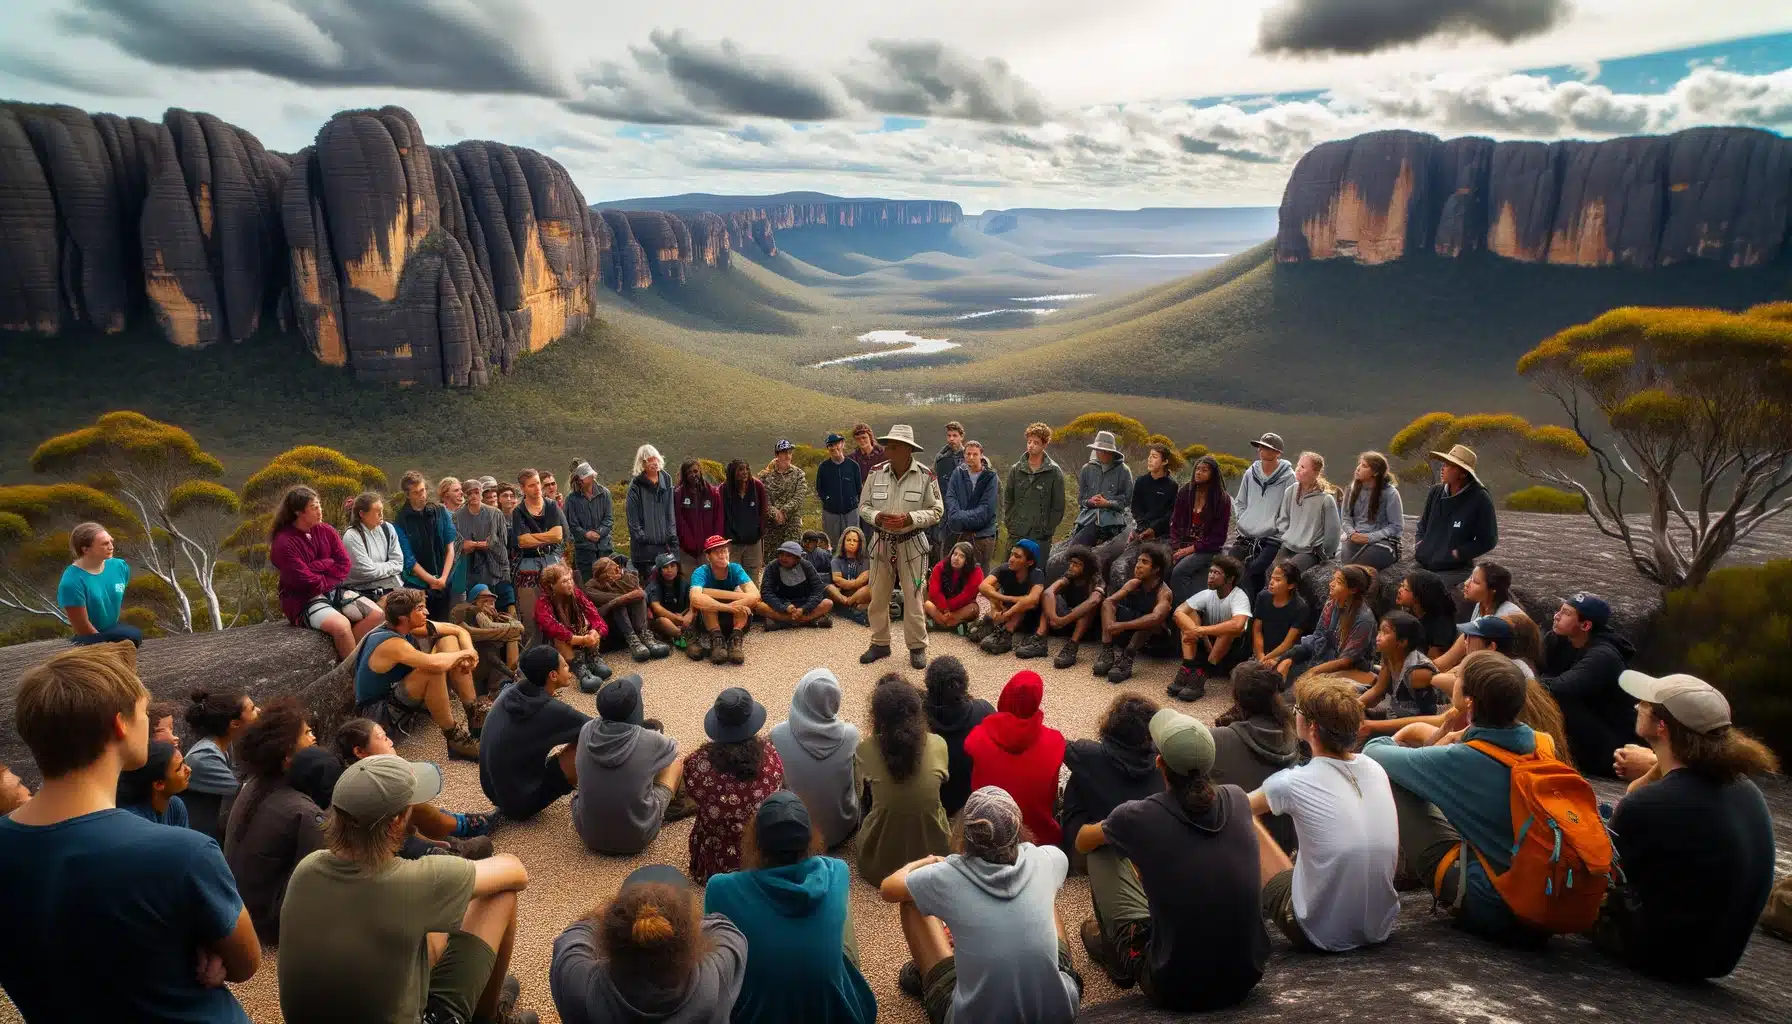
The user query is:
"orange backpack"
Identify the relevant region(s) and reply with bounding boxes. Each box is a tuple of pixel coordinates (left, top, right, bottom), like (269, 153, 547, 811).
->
(1435, 735, 1615, 934)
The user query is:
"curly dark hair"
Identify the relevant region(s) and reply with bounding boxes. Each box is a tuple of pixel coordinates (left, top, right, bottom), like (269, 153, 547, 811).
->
(703, 737, 766, 782)
(1230, 661, 1295, 734)
(1136, 542, 1172, 576)
(1098, 694, 1158, 750)
(598, 884, 706, 993)
(1062, 545, 1098, 581)
(871, 673, 928, 782)
(237, 697, 309, 782)
(185, 686, 249, 740)
(923, 656, 969, 711)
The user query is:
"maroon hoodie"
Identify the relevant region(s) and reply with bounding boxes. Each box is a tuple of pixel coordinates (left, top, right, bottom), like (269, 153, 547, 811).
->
(1170, 473, 1233, 554)
(674, 482, 723, 557)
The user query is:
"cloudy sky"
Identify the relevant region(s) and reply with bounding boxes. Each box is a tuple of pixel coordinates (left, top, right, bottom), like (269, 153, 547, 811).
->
(2, 0, 1789, 211)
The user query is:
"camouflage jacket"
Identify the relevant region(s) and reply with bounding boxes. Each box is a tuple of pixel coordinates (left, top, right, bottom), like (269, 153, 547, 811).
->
(759, 463, 808, 549)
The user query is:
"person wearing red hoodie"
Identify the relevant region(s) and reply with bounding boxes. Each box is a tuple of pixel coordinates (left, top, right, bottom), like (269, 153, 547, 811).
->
(924, 541, 985, 632)
(964, 670, 1067, 846)
(674, 460, 724, 576)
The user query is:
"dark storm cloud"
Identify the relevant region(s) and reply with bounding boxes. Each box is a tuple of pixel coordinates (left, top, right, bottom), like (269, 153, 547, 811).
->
(56, 0, 569, 96)
(841, 40, 1050, 125)
(1258, 0, 1571, 56)
(1176, 135, 1283, 163)
(564, 30, 850, 125)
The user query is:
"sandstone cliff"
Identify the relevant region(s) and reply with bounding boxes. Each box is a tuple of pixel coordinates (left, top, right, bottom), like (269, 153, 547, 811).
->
(592, 193, 965, 258)
(1277, 126, 1792, 268)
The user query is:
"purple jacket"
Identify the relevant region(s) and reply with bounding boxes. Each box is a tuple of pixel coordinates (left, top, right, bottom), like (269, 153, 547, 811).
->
(1169, 482, 1232, 554)
(675, 482, 724, 557)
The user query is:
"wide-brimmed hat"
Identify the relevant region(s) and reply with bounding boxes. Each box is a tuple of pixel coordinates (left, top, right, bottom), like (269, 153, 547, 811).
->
(702, 535, 731, 553)
(705, 686, 767, 743)
(1248, 432, 1285, 454)
(1429, 443, 1479, 479)
(1086, 431, 1122, 454)
(876, 424, 920, 450)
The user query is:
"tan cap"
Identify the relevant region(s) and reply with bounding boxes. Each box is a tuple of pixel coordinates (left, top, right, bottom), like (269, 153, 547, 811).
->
(1149, 708, 1215, 775)
(1619, 671, 1732, 734)
(331, 754, 443, 821)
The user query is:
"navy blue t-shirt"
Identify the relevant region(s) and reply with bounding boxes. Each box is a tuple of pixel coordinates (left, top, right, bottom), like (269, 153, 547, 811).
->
(0, 808, 249, 1022)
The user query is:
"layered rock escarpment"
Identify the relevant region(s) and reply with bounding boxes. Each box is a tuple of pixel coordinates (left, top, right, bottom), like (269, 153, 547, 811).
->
(1277, 127, 1792, 268)
(592, 195, 965, 260)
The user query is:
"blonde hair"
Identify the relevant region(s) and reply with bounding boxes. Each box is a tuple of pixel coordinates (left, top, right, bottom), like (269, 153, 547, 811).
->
(1293, 674, 1363, 754)
(1297, 451, 1336, 498)
(435, 477, 460, 502)
(632, 445, 663, 478)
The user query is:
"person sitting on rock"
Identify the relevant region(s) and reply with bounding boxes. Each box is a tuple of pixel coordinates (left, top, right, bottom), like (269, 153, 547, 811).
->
(116, 738, 192, 828)
(223, 698, 323, 943)
(769, 669, 863, 850)
(975, 538, 1046, 657)
(1167, 455, 1233, 606)
(685, 688, 784, 884)
(583, 556, 669, 662)
(922, 541, 984, 634)
(1069, 431, 1133, 552)
(1208, 663, 1302, 851)
(1058, 694, 1162, 870)
(534, 563, 612, 693)
(1340, 452, 1404, 570)
(1541, 592, 1638, 776)
(478, 646, 591, 823)
(1271, 451, 1341, 577)
(827, 526, 874, 624)
(1075, 708, 1268, 1010)
(1395, 569, 1460, 660)
(57, 521, 144, 648)
(1358, 611, 1438, 722)
(855, 674, 952, 887)
(0, 644, 261, 1022)
(1170, 554, 1253, 700)
(182, 686, 256, 839)
(550, 864, 746, 1024)
(1431, 561, 1521, 674)
(1095, 543, 1175, 685)
(645, 552, 696, 651)
(965, 671, 1067, 847)
(1415, 444, 1498, 595)
(1128, 443, 1178, 550)
(1277, 566, 1377, 689)
(703, 792, 878, 1024)
(269, 486, 383, 660)
(801, 530, 837, 579)
(943, 439, 1001, 571)
(1039, 544, 1105, 670)
(674, 460, 724, 577)
(690, 536, 759, 665)
(922, 656, 994, 818)
(816, 432, 864, 548)
(1600, 672, 1778, 982)
(149, 700, 180, 748)
(352, 587, 485, 761)
(756, 540, 834, 629)
(276, 755, 534, 1024)
(1252, 560, 1309, 669)
(1249, 675, 1400, 952)
(575, 674, 689, 857)
(336, 718, 492, 858)
(342, 492, 408, 601)
(883, 785, 1084, 1024)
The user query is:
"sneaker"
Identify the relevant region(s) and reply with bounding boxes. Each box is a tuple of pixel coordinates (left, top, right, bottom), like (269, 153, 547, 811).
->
(909, 647, 927, 670)
(1107, 648, 1135, 683)
(1014, 633, 1048, 659)
(626, 633, 653, 662)
(709, 632, 729, 665)
(728, 631, 746, 665)
(442, 725, 480, 761)
(812, 615, 833, 628)
(451, 811, 494, 838)
(763, 617, 791, 632)
(964, 616, 996, 643)
(1091, 643, 1116, 677)
(898, 961, 924, 1001)
(979, 625, 1013, 655)
(860, 644, 892, 664)
(1053, 640, 1080, 670)
(445, 835, 493, 860)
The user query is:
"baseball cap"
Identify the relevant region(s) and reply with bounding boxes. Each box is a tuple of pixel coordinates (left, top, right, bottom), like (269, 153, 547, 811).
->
(1562, 592, 1611, 628)
(754, 790, 813, 858)
(621, 863, 689, 891)
(332, 755, 443, 821)
(1620, 671, 1732, 734)
(1458, 615, 1513, 641)
(703, 535, 731, 553)
(825, 432, 847, 446)
(469, 583, 492, 601)
(479, 476, 498, 490)
(1014, 538, 1041, 564)
(1149, 709, 1216, 775)
(776, 540, 805, 557)
(775, 439, 795, 452)
(1249, 432, 1285, 453)
(520, 644, 561, 687)
(597, 673, 643, 724)
(654, 551, 678, 570)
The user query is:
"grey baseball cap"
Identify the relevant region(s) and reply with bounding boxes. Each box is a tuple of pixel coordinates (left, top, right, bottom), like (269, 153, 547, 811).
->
(330, 754, 443, 821)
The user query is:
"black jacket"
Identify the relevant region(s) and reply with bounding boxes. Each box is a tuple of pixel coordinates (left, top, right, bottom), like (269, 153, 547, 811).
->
(925, 695, 995, 816)
(1058, 737, 1162, 861)
(1543, 629, 1638, 775)
(759, 557, 824, 613)
(479, 681, 591, 819)
(1131, 473, 1178, 538)
(1415, 479, 1497, 571)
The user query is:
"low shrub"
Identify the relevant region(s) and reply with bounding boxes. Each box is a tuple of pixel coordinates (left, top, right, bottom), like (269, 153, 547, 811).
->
(1645, 560, 1792, 760)
(1504, 485, 1586, 514)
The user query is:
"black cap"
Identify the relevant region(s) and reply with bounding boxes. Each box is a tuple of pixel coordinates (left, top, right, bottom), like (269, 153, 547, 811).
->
(754, 791, 813, 858)
(520, 645, 561, 687)
(597, 673, 644, 725)
(704, 686, 767, 743)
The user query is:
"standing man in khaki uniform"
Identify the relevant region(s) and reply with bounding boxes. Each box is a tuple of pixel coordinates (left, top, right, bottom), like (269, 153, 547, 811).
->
(858, 425, 945, 669)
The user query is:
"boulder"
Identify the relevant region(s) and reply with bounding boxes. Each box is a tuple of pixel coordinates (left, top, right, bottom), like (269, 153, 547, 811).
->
(1429, 136, 1495, 258)
(1659, 128, 1792, 268)
(0, 106, 68, 334)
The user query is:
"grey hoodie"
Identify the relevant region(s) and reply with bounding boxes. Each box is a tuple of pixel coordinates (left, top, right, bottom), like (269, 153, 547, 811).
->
(626, 470, 677, 561)
(1234, 459, 1295, 541)
(1210, 715, 1302, 851)
(1074, 453, 1132, 530)
(573, 719, 679, 854)
(551, 914, 745, 1024)
(769, 669, 863, 849)
(1276, 484, 1341, 557)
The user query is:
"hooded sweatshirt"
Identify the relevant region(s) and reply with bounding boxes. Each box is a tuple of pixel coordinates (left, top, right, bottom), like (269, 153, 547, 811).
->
(1233, 459, 1295, 541)
(675, 481, 724, 558)
(626, 470, 678, 562)
(943, 463, 1001, 539)
(1276, 484, 1342, 557)
(551, 913, 745, 1024)
(479, 681, 591, 819)
(964, 672, 1067, 845)
(574, 719, 681, 854)
(1414, 478, 1497, 571)
(565, 486, 616, 561)
(1210, 715, 1303, 852)
(1169, 466, 1232, 554)
(702, 856, 877, 1024)
(925, 692, 996, 815)
(1074, 452, 1132, 530)
(1004, 452, 1067, 545)
(1541, 628, 1638, 776)
(769, 670, 863, 848)
(1058, 736, 1161, 862)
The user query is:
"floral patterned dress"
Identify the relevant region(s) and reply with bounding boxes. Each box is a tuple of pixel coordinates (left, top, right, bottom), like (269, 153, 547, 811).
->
(684, 741, 786, 883)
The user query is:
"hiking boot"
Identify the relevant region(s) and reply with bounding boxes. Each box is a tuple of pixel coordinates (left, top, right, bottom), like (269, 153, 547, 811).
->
(686, 629, 709, 660)
(1053, 640, 1081, 670)
(860, 644, 892, 664)
(709, 631, 729, 665)
(588, 653, 613, 682)
(728, 631, 746, 665)
(1177, 668, 1207, 703)
(1092, 643, 1116, 677)
(452, 811, 495, 838)
(642, 718, 664, 733)
(909, 648, 927, 670)
(442, 725, 480, 761)
(664, 790, 698, 822)
(576, 663, 604, 694)
(445, 835, 493, 860)
(980, 625, 1013, 655)
(812, 614, 833, 628)
(763, 617, 790, 632)
(625, 632, 653, 662)
(645, 635, 672, 659)
(465, 696, 492, 733)
(847, 607, 869, 626)
(1013, 632, 1048, 660)
(1107, 648, 1135, 683)
(1080, 917, 1139, 990)
(898, 961, 924, 1001)
(964, 616, 996, 643)
(1168, 664, 1201, 698)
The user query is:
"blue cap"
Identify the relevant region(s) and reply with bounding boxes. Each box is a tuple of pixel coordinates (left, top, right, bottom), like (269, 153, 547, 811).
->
(468, 583, 492, 601)
(1563, 592, 1611, 628)
(1458, 615, 1513, 641)
(825, 432, 847, 445)
(1014, 538, 1041, 564)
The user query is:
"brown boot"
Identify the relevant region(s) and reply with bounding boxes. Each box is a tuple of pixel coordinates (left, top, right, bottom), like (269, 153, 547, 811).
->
(466, 696, 492, 733)
(442, 724, 480, 761)
(709, 631, 729, 665)
(445, 835, 493, 860)
(728, 630, 746, 665)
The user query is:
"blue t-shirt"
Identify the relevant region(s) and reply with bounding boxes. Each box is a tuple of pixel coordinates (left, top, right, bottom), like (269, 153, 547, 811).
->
(121, 795, 191, 829)
(691, 562, 751, 591)
(0, 808, 249, 1022)
(57, 558, 130, 631)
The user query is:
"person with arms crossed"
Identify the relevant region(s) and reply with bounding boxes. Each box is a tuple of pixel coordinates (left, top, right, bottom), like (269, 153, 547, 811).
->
(858, 425, 946, 670)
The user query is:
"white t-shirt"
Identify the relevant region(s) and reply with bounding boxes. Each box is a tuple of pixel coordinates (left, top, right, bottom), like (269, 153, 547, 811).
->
(1461, 599, 1524, 628)
(1184, 586, 1251, 625)
(1261, 756, 1399, 951)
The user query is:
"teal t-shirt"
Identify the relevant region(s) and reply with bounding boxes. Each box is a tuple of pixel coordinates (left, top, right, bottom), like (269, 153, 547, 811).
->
(58, 558, 130, 631)
(691, 562, 751, 591)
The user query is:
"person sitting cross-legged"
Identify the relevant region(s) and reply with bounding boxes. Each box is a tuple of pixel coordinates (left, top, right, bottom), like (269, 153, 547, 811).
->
(224, 699, 325, 944)
(353, 588, 486, 761)
(336, 719, 491, 860)
(975, 539, 1046, 657)
(770, 668, 864, 850)
(686, 688, 784, 883)
(1075, 709, 1269, 1010)
(1169, 553, 1252, 701)
(827, 526, 874, 625)
(645, 552, 697, 651)
(922, 656, 994, 818)
(1277, 566, 1377, 689)
(456, 584, 524, 689)
(1058, 694, 1162, 870)
(1038, 544, 1105, 670)
(756, 540, 835, 630)
(882, 786, 1084, 1024)
(1541, 592, 1638, 777)
(856, 674, 952, 886)
(922, 540, 984, 634)
(478, 646, 591, 822)
(1209, 663, 1302, 852)
(277, 755, 537, 1024)
(965, 671, 1066, 848)
(1249, 676, 1400, 952)
(574, 674, 690, 857)
(1252, 560, 1309, 669)
(689, 536, 759, 665)
(583, 556, 671, 663)
(1357, 610, 1438, 723)
(534, 563, 613, 694)
(59, 521, 144, 647)
(1094, 542, 1175, 684)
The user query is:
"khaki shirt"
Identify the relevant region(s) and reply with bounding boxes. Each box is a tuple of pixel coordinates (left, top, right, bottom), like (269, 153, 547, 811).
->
(859, 460, 944, 554)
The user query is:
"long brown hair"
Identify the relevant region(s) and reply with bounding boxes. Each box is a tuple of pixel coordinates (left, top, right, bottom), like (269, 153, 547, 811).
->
(597, 884, 708, 994)
(1347, 451, 1395, 521)
(1520, 681, 1574, 768)
(1653, 705, 1780, 783)
(271, 485, 318, 542)
(540, 564, 586, 631)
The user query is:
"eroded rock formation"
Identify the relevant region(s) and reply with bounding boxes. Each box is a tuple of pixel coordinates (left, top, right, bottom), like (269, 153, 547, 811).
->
(1278, 127, 1792, 268)
(592, 196, 964, 258)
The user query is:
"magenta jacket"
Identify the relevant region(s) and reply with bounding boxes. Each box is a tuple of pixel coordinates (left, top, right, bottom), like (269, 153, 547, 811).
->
(674, 482, 724, 557)
(1169, 482, 1232, 554)
(270, 523, 352, 625)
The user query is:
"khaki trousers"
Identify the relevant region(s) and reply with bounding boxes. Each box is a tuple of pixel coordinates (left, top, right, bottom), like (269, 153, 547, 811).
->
(869, 543, 931, 650)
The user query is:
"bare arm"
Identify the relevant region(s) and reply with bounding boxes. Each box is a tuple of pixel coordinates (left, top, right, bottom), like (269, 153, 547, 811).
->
(212, 907, 261, 983)
(655, 755, 685, 793)
(1247, 789, 1271, 817)
(471, 853, 530, 897)
(1074, 822, 1109, 854)
(879, 854, 944, 904)
(64, 606, 96, 636)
